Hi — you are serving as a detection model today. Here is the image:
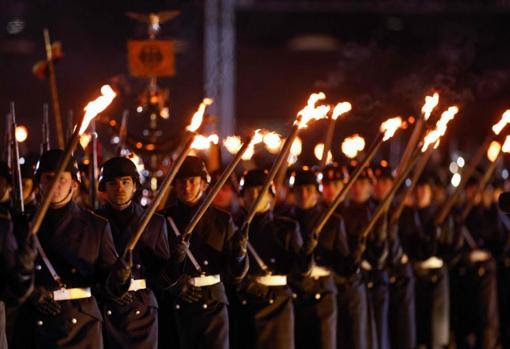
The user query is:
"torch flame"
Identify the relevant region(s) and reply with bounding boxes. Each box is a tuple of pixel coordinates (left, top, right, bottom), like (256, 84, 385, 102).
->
(421, 93, 439, 120)
(296, 92, 330, 129)
(223, 129, 265, 160)
(421, 106, 459, 152)
(186, 98, 213, 133)
(380, 117, 403, 141)
(331, 102, 352, 120)
(263, 132, 283, 154)
(491, 110, 510, 136)
(191, 134, 219, 150)
(487, 141, 502, 162)
(223, 136, 243, 155)
(314, 143, 333, 163)
(503, 136, 510, 153)
(80, 84, 116, 135)
(79, 133, 92, 150)
(341, 134, 365, 159)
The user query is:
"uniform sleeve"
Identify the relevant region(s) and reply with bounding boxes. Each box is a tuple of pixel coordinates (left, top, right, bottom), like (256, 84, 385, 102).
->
(97, 221, 119, 283)
(224, 215, 249, 284)
(330, 216, 358, 276)
(144, 216, 171, 290)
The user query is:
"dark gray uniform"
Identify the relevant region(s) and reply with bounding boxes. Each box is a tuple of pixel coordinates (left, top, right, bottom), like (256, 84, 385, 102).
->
(13, 202, 120, 349)
(96, 202, 170, 349)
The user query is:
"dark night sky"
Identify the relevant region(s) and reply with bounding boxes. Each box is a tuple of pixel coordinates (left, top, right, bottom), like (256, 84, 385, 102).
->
(2, 0, 510, 168)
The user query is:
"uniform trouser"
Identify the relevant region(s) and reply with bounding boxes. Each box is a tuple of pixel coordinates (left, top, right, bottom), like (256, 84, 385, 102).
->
(336, 272, 376, 349)
(173, 299, 229, 349)
(236, 286, 295, 349)
(0, 301, 6, 349)
(389, 263, 416, 349)
(102, 289, 158, 349)
(366, 269, 390, 349)
(450, 258, 499, 349)
(414, 265, 449, 349)
(293, 291, 337, 349)
(13, 297, 104, 349)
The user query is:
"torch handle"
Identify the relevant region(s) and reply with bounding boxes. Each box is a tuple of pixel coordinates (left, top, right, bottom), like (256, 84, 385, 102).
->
(396, 116, 425, 176)
(182, 140, 251, 240)
(313, 133, 384, 236)
(321, 118, 336, 167)
(124, 134, 195, 254)
(43, 29, 65, 149)
(355, 151, 419, 260)
(435, 135, 494, 225)
(30, 127, 81, 235)
(245, 124, 300, 226)
(390, 147, 434, 225)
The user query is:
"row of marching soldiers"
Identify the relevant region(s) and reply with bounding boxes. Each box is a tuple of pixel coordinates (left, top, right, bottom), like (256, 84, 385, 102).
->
(1, 149, 510, 349)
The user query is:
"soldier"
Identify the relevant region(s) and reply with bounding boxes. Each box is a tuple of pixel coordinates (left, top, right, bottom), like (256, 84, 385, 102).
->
(20, 162, 37, 216)
(159, 155, 248, 349)
(287, 167, 354, 349)
(13, 149, 132, 349)
(0, 161, 12, 213)
(450, 176, 501, 348)
(373, 164, 416, 349)
(340, 167, 387, 349)
(398, 175, 460, 349)
(233, 168, 309, 349)
(95, 157, 170, 349)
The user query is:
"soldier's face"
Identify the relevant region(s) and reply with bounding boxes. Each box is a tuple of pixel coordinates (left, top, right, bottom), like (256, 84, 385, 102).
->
(350, 179, 372, 203)
(39, 171, 77, 206)
(321, 180, 344, 205)
(242, 186, 272, 213)
(374, 178, 393, 200)
(414, 184, 432, 208)
(176, 176, 205, 204)
(295, 184, 319, 209)
(105, 176, 136, 206)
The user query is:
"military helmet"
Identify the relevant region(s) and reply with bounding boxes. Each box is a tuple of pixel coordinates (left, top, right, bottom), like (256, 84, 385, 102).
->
(98, 157, 141, 192)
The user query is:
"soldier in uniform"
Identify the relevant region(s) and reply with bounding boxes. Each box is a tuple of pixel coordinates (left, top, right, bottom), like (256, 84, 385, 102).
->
(398, 175, 460, 349)
(95, 157, 170, 349)
(159, 155, 248, 349)
(450, 176, 500, 348)
(372, 164, 416, 349)
(0, 161, 12, 213)
(287, 167, 354, 349)
(13, 149, 132, 349)
(340, 167, 387, 349)
(233, 168, 309, 349)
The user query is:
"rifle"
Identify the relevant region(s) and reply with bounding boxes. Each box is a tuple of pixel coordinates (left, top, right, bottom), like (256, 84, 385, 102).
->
(9, 102, 24, 215)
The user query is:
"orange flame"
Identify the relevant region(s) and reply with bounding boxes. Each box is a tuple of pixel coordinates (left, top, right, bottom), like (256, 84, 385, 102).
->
(191, 134, 219, 150)
(223, 129, 265, 160)
(314, 143, 333, 163)
(421, 93, 439, 120)
(263, 132, 283, 154)
(79, 133, 92, 150)
(296, 92, 330, 129)
(421, 106, 459, 152)
(341, 134, 365, 158)
(503, 136, 510, 153)
(186, 98, 213, 132)
(80, 85, 116, 135)
(380, 117, 403, 141)
(487, 141, 501, 162)
(223, 136, 243, 155)
(491, 110, 510, 136)
(331, 102, 352, 120)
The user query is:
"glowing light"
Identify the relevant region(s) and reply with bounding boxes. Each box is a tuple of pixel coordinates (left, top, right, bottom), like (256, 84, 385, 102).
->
(79, 133, 92, 149)
(80, 85, 116, 135)
(380, 117, 403, 141)
(290, 137, 302, 156)
(451, 173, 461, 187)
(492, 110, 510, 136)
(224, 136, 243, 155)
(296, 92, 330, 129)
(449, 162, 459, 174)
(314, 143, 333, 163)
(456, 156, 465, 168)
(15, 125, 28, 143)
(191, 134, 219, 150)
(263, 132, 283, 154)
(160, 107, 170, 119)
(341, 134, 365, 158)
(186, 98, 213, 132)
(487, 141, 502, 162)
(503, 136, 510, 153)
(331, 101, 352, 120)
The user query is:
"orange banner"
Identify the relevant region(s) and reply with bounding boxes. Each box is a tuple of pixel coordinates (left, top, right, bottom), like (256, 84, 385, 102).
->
(128, 40, 175, 77)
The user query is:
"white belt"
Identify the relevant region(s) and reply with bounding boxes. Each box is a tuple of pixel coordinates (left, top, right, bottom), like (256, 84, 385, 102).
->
(469, 250, 491, 263)
(53, 287, 92, 301)
(255, 275, 287, 286)
(310, 265, 331, 279)
(361, 260, 373, 271)
(129, 279, 147, 292)
(416, 256, 444, 270)
(190, 274, 221, 287)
